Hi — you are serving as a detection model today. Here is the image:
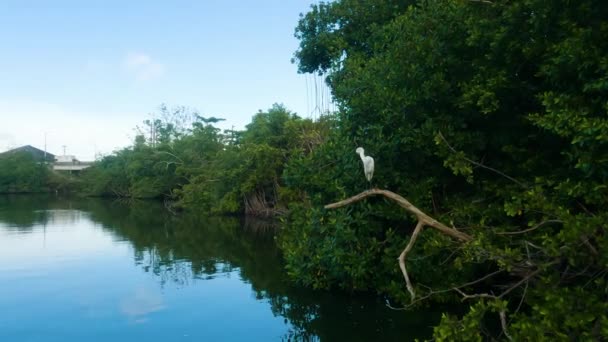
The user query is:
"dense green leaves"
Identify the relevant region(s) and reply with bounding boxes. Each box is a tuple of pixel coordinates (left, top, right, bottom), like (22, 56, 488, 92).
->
(81, 104, 325, 217)
(285, 0, 608, 339)
(0, 152, 51, 193)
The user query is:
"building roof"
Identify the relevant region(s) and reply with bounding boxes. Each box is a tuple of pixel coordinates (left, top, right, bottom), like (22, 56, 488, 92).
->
(0, 145, 56, 162)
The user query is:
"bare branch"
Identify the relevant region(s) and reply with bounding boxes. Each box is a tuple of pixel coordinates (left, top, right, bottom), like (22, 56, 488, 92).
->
(386, 290, 438, 310)
(453, 288, 496, 301)
(154, 150, 184, 164)
(437, 131, 527, 188)
(453, 268, 540, 303)
(325, 189, 473, 242)
(454, 269, 504, 289)
(496, 220, 562, 235)
(389, 268, 502, 310)
(580, 235, 599, 256)
(440, 245, 465, 265)
(325, 189, 476, 302)
(398, 221, 424, 301)
(499, 269, 541, 298)
(511, 279, 529, 318)
(525, 241, 544, 251)
(577, 201, 595, 216)
(500, 310, 513, 341)
(468, 0, 493, 4)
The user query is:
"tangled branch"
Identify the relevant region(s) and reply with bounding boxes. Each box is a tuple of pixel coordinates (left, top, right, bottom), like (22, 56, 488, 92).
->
(437, 131, 527, 188)
(325, 188, 472, 301)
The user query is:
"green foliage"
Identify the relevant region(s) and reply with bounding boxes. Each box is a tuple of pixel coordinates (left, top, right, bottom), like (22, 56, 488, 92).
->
(81, 104, 326, 217)
(0, 151, 50, 193)
(286, 0, 608, 339)
(81, 106, 223, 200)
(177, 104, 326, 216)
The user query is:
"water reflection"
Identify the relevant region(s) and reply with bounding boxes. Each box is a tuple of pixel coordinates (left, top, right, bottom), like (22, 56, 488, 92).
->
(121, 287, 165, 324)
(0, 195, 441, 341)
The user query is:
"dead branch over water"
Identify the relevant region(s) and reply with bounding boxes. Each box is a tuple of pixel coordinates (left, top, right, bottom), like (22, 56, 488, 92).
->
(325, 189, 473, 300)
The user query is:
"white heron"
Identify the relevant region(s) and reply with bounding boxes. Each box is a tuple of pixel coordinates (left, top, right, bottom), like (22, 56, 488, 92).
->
(355, 147, 374, 184)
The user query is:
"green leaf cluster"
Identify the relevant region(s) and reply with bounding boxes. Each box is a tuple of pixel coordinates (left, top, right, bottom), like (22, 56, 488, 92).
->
(0, 151, 51, 193)
(81, 104, 326, 217)
(285, 0, 608, 339)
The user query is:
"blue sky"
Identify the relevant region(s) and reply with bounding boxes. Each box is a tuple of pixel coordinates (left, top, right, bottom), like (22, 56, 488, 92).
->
(0, 0, 331, 160)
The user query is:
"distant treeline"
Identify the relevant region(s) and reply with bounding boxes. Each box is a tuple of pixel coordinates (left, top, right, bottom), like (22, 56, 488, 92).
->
(78, 103, 327, 217)
(0, 151, 77, 193)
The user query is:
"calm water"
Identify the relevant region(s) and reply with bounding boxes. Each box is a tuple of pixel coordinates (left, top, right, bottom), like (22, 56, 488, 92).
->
(0, 195, 441, 341)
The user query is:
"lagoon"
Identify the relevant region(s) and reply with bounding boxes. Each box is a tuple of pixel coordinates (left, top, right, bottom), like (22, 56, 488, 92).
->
(0, 196, 440, 341)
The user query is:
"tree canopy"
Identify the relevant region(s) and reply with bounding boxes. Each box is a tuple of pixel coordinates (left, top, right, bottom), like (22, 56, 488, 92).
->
(282, 0, 608, 339)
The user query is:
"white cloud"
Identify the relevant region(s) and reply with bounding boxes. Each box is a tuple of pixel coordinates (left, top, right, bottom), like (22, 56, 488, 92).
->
(124, 52, 165, 81)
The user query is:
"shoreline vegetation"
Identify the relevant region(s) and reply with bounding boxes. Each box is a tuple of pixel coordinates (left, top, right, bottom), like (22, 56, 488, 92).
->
(2, 0, 607, 339)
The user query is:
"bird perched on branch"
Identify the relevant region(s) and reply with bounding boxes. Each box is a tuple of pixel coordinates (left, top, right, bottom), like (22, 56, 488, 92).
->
(355, 147, 374, 186)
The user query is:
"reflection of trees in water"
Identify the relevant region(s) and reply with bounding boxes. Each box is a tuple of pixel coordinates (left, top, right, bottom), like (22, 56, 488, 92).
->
(86, 201, 440, 341)
(0, 195, 91, 230)
(0, 196, 440, 341)
(241, 216, 280, 234)
(267, 283, 445, 341)
(134, 248, 198, 287)
(0, 195, 54, 229)
(43, 210, 85, 225)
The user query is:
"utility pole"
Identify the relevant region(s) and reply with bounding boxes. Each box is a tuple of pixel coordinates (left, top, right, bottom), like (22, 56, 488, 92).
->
(44, 132, 47, 162)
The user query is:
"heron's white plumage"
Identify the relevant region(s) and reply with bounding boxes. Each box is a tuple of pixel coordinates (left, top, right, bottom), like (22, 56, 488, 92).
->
(355, 147, 374, 182)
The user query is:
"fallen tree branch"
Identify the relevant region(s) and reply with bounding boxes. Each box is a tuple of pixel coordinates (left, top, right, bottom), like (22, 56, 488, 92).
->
(325, 189, 473, 242)
(325, 188, 473, 302)
(398, 221, 424, 300)
(495, 219, 562, 235)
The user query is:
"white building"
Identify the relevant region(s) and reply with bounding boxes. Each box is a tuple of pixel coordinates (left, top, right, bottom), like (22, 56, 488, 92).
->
(53, 155, 92, 172)
(55, 155, 78, 163)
